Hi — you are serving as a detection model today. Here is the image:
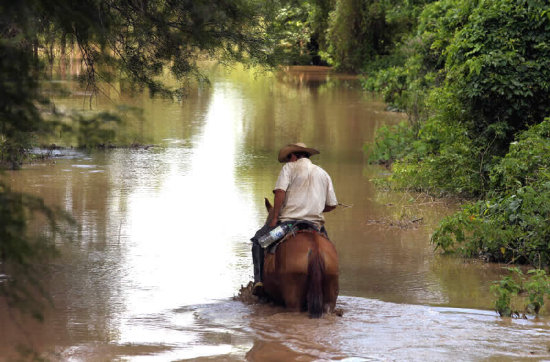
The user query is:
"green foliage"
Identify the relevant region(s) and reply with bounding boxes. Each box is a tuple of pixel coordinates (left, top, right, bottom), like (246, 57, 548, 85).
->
(365, 0, 550, 198)
(490, 267, 550, 317)
(432, 184, 550, 264)
(326, 0, 428, 72)
(362, 0, 476, 117)
(490, 119, 550, 193)
(491, 268, 522, 317)
(431, 120, 550, 265)
(364, 122, 415, 165)
(524, 268, 550, 315)
(74, 112, 121, 149)
(367, 114, 487, 197)
(445, 0, 550, 147)
(265, 1, 319, 65)
(382, 116, 485, 197)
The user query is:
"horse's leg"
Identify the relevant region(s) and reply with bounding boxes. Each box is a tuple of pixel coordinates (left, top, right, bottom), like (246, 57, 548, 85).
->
(323, 274, 339, 312)
(318, 236, 339, 314)
(281, 273, 307, 311)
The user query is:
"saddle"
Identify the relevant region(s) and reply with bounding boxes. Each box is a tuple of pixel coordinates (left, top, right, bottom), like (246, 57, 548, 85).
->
(266, 220, 327, 254)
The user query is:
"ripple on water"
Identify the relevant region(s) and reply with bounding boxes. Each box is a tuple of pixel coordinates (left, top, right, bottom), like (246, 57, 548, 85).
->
(89, 296, 550, 361)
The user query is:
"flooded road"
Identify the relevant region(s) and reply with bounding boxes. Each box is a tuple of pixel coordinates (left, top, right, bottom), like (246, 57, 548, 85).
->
(1, 65, 550, 360)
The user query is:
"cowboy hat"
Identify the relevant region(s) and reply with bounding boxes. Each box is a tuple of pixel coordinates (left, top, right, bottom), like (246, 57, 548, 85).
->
(277, 143, 320, 163)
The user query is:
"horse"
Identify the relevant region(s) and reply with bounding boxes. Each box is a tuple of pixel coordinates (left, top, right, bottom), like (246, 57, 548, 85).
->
(261, 198, 339, 318)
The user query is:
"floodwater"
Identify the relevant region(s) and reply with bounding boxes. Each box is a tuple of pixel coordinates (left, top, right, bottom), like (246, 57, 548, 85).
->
(1, 65, 550, 361)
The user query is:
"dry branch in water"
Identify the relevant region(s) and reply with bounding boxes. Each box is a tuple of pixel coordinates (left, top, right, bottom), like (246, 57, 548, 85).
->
(366, 217, 424, 229)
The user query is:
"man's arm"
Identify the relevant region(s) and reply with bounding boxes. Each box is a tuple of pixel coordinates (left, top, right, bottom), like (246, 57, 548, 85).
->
(324, 172, 338, 213)
(269, 189, 286, 227)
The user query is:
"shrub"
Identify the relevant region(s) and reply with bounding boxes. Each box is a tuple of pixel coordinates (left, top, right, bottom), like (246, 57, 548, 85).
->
(432, 119, 550, 265)
(386, 114, 486, 197)
(491, 267, 550, 317)
(365, 0, 550, 197)
(433, 184, 550, 265)
(445, 0, 550, 150)
(490, 119, 550, 193)
(364, 121, 415, 166)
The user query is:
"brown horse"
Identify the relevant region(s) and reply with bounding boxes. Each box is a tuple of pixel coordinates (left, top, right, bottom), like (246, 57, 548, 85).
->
(262, 198, 339, 318)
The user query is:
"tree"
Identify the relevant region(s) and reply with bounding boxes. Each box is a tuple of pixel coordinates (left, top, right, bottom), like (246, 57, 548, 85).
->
(0, 0, 275, 318)
(1, 0, 275, 164)
(445, 0, 550, 149)
(326, 0, 432, 72)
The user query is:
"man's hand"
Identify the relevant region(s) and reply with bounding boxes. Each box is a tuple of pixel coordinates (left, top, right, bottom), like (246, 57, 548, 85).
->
(269, 189, 286, 227)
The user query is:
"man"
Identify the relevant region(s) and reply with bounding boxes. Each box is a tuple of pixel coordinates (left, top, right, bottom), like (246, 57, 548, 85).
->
(251, 142, 338, 295)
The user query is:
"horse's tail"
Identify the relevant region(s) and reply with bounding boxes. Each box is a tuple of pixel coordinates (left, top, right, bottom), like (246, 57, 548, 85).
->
(307, 236, 325, 318)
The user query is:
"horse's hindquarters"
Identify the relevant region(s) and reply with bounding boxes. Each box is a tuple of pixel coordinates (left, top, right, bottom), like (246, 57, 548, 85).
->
(263, 233, 339, 315)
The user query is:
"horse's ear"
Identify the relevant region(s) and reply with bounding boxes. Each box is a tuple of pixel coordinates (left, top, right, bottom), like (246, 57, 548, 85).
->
(264, 197, 273, 212)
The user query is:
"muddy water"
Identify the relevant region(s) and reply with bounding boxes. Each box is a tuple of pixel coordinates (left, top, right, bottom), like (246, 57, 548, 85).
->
(1, 65, 550, 360)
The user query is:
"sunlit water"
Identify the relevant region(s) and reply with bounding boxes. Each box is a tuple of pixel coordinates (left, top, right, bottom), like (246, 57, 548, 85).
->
(2, 65, 550, 360)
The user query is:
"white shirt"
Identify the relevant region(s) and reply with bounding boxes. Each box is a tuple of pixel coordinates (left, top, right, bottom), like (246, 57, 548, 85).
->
(274, 158, 338, 226)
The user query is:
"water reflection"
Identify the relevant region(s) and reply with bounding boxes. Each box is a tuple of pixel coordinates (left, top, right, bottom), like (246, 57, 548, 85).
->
(1, 65, 549, 360)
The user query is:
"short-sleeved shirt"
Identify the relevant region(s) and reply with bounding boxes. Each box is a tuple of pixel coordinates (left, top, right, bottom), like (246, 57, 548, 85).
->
(274, 158, 338, 226)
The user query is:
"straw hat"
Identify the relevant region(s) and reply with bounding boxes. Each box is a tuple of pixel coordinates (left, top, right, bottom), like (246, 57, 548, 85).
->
(277, 143, 320, 163)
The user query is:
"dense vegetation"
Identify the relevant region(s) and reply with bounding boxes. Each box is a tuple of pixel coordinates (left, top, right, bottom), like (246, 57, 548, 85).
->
(361, 0, 550, 316)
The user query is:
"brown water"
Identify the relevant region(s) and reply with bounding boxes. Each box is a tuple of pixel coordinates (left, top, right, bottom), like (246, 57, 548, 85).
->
(2, 65, 550, 361)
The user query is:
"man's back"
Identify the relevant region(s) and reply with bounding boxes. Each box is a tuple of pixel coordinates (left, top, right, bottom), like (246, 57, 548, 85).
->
(274, 158, 337, 226)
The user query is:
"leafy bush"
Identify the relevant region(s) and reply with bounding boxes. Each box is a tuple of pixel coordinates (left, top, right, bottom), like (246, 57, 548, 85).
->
(432, 119, 550, 265)
(445, 0, 550, 150)
(366, 0, 550, 198)
(491, 267, 550, 317)
(433, 183, 550, 264)
(364, 122, 415, 166)
(362, 0, 477, 121)
(491, 268, 522, 317)
(382, 114, 486, 197)
(362, 59, 432, 128)
(490, 119, 550, 193)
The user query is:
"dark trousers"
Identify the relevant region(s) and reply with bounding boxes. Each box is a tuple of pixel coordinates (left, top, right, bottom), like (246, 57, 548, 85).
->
(251, 241, 264, 284)
(250, 223, 271, 284)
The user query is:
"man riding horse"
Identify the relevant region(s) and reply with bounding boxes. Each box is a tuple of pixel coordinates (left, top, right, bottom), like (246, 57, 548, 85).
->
(251, 142, 338, 296)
